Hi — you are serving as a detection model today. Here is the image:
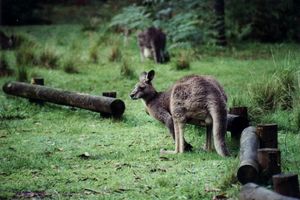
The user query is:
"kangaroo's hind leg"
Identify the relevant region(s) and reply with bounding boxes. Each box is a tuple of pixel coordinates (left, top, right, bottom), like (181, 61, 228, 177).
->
(160, 120, 184, 154)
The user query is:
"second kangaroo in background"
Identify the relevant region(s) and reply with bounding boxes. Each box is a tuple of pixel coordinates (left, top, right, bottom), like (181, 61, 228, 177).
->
(130, 70, 230, 157)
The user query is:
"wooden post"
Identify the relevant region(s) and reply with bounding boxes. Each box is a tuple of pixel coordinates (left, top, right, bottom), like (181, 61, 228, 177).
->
(3, 81, 125, 118)
(239, 183, 300, 200)
(256, 124, 278, 148)
(257, 148, 281, 183)
(273, 174, 300, 198)
(29, 77, 44, 105)
(101, 92, 117, 117)
(237, 126, 260, 184)
(228, 107, 249, 140)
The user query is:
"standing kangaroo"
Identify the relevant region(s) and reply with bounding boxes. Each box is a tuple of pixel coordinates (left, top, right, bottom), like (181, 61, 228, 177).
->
(130, 70, 230, 157)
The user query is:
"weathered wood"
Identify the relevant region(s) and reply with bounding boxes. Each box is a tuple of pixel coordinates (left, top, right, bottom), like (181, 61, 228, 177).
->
(29, 77, 44, 104)
(228, 107, 249, 139)
(273, 174, 300, 198)
(239, 183, 300, 200)
(102, 92, 117, 98)
(101, 92, 117, 117)
(257, 148, 281, 183)
(3, 81, 125, 118)
(237, 126, 260, 184)
(256, 124, 278, 148)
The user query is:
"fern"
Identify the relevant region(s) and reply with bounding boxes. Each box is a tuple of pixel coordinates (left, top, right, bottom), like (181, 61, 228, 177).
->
(109, 6, 152, 31)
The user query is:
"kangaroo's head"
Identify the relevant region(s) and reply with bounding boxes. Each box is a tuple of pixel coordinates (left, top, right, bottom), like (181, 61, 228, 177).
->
(130, 70, 157, 101)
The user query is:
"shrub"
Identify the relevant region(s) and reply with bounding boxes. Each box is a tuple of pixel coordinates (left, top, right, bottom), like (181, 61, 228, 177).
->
(174, 52, 190, 70)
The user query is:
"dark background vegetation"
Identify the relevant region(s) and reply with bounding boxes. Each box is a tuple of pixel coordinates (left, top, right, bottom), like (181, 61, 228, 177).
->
(2, 0, 300, 43)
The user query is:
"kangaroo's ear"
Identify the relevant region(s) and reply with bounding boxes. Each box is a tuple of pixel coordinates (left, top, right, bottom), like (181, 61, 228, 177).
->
(139, 71, 147, 82)
(147, 70, 155, 82)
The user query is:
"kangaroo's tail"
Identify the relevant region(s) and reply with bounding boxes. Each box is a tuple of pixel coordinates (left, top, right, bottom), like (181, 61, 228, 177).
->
(209, 104, 230, 157)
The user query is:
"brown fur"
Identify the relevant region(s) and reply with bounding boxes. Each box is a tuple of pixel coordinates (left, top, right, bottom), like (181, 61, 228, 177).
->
(137, 27, 169, 63)
(130, 70, 230, 157)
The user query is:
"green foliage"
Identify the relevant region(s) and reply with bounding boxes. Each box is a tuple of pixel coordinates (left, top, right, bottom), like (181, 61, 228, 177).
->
(226, 0, 300, 42)
(16, 47, 39, 66)
(109, 5, 152, 32)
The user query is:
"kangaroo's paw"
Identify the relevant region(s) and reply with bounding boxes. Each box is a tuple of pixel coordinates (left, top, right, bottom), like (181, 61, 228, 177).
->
(160, 149, 178, 154)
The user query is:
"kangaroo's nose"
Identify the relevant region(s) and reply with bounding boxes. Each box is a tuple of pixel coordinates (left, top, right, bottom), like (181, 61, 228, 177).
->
(129, 93, 135, 99)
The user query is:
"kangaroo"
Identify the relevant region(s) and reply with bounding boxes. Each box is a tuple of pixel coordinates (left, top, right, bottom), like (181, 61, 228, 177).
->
(130, 70, 230, 157)
(137, 27, 169, 64)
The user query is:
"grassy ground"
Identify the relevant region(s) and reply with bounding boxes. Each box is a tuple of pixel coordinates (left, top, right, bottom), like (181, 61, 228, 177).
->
(1, 3, 300, 200)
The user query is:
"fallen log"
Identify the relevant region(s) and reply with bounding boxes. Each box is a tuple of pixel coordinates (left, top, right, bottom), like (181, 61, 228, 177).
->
(257, 148, 281, 183)
(239, 183, 300, 200)
(273, 174, 300, 198)
(3, 81, 125, 118)
(237, 126, 260, 184)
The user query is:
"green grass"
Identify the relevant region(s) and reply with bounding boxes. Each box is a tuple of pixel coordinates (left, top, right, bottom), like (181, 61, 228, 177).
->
(1, 6, 300, 199)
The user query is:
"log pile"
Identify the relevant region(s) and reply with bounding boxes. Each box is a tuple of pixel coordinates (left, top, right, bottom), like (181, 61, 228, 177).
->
(237, 123, 300, 200)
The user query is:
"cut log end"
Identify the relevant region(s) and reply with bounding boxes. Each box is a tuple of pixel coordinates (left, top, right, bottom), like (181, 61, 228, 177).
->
(110, 99, 125, 118)
(237, 163, 259, 185)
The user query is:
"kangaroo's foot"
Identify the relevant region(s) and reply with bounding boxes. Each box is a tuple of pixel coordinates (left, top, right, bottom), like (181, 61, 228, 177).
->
(160, 149, 178, 154)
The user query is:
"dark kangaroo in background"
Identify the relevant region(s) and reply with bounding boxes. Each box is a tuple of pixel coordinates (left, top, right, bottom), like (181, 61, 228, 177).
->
(130, 70, 230, 157)
(137, 27, 169, 63)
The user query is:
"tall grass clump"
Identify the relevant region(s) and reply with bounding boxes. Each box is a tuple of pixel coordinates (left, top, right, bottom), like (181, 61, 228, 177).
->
(16, 66, 28, 82)
(16, 47, 38, 66)
(120, 59, 135, 79)
(174, 51, 190, 70)
(38, 48, 59, 69)
(62, 57, 79, 74)
(109, 46, 122, 62)
(248, 67, 297, 113)
(89, 45, 99, 63)
(0, 54, 14, 76)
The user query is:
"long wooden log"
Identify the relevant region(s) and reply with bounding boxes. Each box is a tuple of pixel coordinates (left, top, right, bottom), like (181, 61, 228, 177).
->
(3, 81, 125, 118)
(273, 174, 300, 198)
(239, 183, 300, 200)
(237, 126, 260, 184)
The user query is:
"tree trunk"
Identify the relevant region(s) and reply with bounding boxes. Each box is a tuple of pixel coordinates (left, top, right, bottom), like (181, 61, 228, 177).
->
(214, 0, 227, 46)
(3, 81, 125, 118)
